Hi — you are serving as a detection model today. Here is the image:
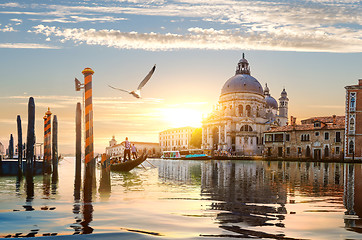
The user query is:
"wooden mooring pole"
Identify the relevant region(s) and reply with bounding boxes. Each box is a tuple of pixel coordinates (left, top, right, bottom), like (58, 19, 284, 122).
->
(17, 115, 22, 176)
(75, 102, 82, 199)
(26, 97, 35, 198)
(99, 153, 111, 194)
(9, 134, 14, 159)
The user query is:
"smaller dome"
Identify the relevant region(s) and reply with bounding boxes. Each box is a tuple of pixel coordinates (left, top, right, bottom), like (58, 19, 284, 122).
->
(265, 95, 278, 109)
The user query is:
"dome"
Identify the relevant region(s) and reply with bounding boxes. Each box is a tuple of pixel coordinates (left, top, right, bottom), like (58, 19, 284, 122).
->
(265, 95, 278, 109)
(221, 74, 264, 96)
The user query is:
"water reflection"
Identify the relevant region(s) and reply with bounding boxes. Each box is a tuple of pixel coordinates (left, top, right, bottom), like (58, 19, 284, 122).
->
(158, 160, 361, 239)
(344, 164, 362, 233)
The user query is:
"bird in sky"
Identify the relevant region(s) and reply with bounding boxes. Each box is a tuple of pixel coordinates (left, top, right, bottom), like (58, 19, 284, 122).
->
(108, 64, 156, 99)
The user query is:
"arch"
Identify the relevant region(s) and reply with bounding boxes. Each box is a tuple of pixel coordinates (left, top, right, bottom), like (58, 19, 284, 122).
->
(212, 127, 219, 148)
(238, 105, 243, 116)
(349, 140, 354, 154)
(246, 105, 251, 117)
(240, 125, 253, 132)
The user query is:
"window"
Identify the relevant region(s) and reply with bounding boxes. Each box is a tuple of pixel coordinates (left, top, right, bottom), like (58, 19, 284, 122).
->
(246, 105, 251, 117)
(265, 134, 273, 142)
(241, 125, 253, 132)
(286, 147, 290, 155)
(238, 105, 243, 116)
(286, 134, 290, 142)
(275, 134, 283, 142)
(324, 132, 329, 140)
(350, 93, 356, 110)
(349, 140, 354, 154)
(306, 146, 311, 157)
(350, 117, 355, 131)
(298, 147, 302, 155)
(324, 145, 329, 158)
(335, 147, 340, 154)
(315, 132, 320, 136)
(335, 132, 341, 143)
(314, 122, 321, 127)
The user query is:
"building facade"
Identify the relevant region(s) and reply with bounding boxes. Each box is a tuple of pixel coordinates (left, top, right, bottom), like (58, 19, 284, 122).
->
(159, 126, 195, 151)
(345, 79, 362, 160)
(202, 55, 288, 156)
(264, 115, 345, 160)
(105, 136, 161, 158)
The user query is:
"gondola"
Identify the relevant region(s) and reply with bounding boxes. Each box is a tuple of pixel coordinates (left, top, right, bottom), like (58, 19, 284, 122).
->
(110, 154, 147, 172)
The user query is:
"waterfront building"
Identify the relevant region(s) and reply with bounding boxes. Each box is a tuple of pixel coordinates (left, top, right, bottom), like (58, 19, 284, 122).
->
(264, 115, 345, 160)
(0, 142, 4, 155)
(345, 79, 362, 160)
(202, 54, 288, 156)
(105, 136, 161, 158)
(159, 126, 195, 151)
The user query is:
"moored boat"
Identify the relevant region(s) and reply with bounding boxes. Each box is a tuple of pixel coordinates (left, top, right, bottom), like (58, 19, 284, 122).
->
(161, 150, 211, 160)
(110, 154, 147, 172)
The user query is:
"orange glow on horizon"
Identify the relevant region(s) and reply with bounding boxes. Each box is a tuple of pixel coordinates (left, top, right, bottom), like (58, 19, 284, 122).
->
(161, 107, 205, 128)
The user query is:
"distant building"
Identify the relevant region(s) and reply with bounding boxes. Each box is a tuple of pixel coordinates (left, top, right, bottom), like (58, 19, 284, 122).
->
(105, 136, 161, 158)
(0, 142, 4, 155)
(264, 115, 345, 160)
(159, 126, 195, 151)
(202, 55, 288, 156)
(345, 79, 362, 160)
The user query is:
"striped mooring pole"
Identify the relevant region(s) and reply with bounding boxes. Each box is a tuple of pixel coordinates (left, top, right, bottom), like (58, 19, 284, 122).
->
(52, 115, 58, 179)
(43, 108, 52, 174)
(82, 67, 95, 193)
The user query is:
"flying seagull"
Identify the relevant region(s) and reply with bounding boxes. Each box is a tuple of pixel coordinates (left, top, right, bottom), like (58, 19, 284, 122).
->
(108, 64, 156, 99)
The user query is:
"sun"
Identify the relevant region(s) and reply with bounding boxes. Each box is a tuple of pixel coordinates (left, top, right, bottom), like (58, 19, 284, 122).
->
(162, 107, 203, 128)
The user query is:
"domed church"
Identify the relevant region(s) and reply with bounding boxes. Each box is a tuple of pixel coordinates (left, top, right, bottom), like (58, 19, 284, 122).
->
(201, 54, 289, 156)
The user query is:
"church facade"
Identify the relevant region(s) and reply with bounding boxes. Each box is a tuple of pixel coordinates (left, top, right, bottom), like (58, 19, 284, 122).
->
(201, 55, 288, 156)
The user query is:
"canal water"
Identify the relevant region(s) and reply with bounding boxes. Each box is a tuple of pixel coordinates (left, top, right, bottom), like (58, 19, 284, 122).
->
(0, 158, 362, 239)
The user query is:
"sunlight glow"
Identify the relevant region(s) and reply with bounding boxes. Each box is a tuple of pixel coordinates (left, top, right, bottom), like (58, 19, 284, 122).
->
(162, 108, 203, 128)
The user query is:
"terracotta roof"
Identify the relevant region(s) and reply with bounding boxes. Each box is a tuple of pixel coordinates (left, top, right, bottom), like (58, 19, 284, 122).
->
(266, 122, 345, 133)
(300, 116, 344, 125)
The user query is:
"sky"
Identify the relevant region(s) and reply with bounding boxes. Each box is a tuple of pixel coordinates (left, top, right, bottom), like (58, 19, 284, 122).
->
(0, 0, 361, 154)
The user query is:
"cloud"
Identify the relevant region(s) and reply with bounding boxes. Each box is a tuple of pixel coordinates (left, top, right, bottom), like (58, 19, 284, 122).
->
(0, 43, 61, 49)
(0, 25, 16, 32)
(31, 24, 362, 52)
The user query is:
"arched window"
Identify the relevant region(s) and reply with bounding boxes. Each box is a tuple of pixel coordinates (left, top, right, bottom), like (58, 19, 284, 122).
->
(246, 105, 251, 117)
(307, 134, 310, 141)
(306, 146, 311, 157)
(238, 105, 243, 116)
(349, 140, 354, 154)
(350, 118, 355, 131)
(301, 135, 304, 141)
(350, 93, 356, 109)
(324, 145, 329, 158)
(241, 125, 253, 132)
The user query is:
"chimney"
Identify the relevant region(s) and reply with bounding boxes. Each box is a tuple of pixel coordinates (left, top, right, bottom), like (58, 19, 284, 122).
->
(293, 117, 296, 126)
(333, 115, 336, 125)
(290, 116, 293, 125)
(359, 79, 362, 86)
